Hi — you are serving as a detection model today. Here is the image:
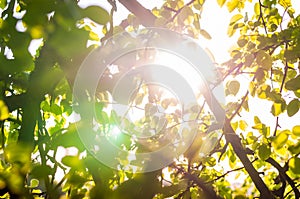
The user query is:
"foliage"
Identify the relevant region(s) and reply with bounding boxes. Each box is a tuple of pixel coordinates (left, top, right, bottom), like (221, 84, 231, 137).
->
(0, 0, 299, 198)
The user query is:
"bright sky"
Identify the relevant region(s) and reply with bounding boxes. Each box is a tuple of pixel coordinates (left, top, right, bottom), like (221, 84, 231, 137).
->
(77, 0, 300, 155)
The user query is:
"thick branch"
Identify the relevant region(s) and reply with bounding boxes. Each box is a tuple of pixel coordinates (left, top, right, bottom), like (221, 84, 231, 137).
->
(174, 165, 221, 199)
(203, 89, 274, 198)
(118, 0, 156, 27)
(18, 46, 63, 146)
(266, 157, 300, 198)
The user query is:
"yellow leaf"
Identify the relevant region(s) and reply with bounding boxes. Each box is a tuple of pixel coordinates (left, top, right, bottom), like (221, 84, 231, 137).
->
(227, 0, 239, 12)
(229, 14, 243, 26)
(0, 100, 9, 120)
(278, 0, 291, 8)
(272, 130, 289, 150)
(200, 29, 212, 40)
(217, 0, 226, 7)
(254, 2, 260, 15)
(271, 102, 283, 116)
(292, 126, 300, 136)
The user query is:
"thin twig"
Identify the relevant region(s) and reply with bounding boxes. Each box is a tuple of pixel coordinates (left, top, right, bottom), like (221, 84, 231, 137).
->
(206, 158, 258, 183)
(165, 0, 195, 24)
(258, 0, 268, 34)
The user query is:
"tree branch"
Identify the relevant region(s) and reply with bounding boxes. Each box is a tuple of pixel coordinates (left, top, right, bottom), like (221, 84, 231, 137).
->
(173, 164, 221, 199)
(118, 0, 156, 27)
(266, 157, 300, 198)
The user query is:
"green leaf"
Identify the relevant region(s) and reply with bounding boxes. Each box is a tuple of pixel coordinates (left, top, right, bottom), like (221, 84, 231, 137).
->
(227, 0, 239, 12)
(31, 165, 53, 178)
(49, 27, 89, 59)
(41, 101, 51, 112)
(258, 144, 271, 160)
(96, 111, 109, 124)
(285, 75, 300, 91)
(81, 6, 110, 25)
(68, 173, 87, 185)
(292, 126, 300, 136)
(217, 0, 226, 7)
(29, 179, 39, 188)
(288, 142, 300, 154)
(200, 29, 212, 40)
(0, 0, 6, 9)
(51, 104, 62, 115)
(61, 155, 83, 168)
(287, 99, 299, 117)
(52, 123, 85, 152)
(254, 116, 261, 124)
(204, 157, 216, 167)
(272, 130, 289, 150)
(289, 157, 300, 175)
(226, 80, 240, 96)
(256, 50, 272, 70)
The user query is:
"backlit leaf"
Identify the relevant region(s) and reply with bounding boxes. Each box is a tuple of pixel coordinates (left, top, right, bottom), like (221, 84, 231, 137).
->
(256, 50, 272, 70)
(254, 3, 260, 15)
(278, 0, 291, 8)
(0, 100, 9, 120)
(289, 157, 300, 175)
(287, 99, 299, 117)
(61, 156, 83, 168)
(229, 14, 243, 26)
(51, 104, 62, 115)
(254, 116, 261, 124)
(31, 165, 53, 178)
(237, 38, 247, 47)
(258, 144, 271, 160)
(292, 126, 300, 136)
(0, 0, 6, 9)
(217, 0, 226, 7)
(29, 179, 39, 188)
(271, 101, 285, 116)
(227, 0, 239, 12)
(81, 6, 110, 25)
(285, 75, 300, 90)
(239, 120, 247, 131)
(178, 6, 194, 24)
(272, 130, 289, 150)
(226, 80, 240, 96)
(97, 111, 109, 124)
(200, 29, 212, 40)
